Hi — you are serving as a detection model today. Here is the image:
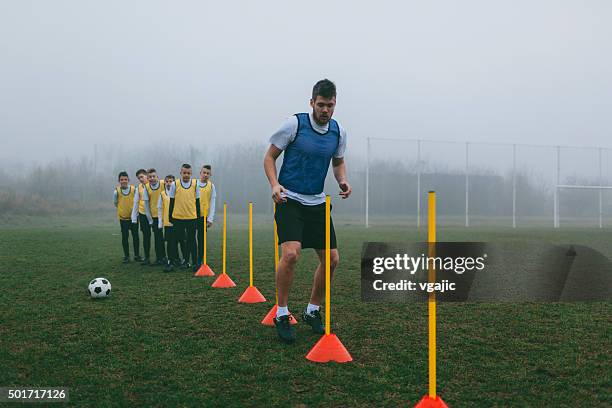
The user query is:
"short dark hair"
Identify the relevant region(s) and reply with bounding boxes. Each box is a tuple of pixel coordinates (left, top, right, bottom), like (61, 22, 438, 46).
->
(202, 165, 211, 171)
(165, 174, 175, 181)
(136, 168, 147, 177)
(147, 168, 157, 174)
(181, 163, 191, 169)
(118, 171, 129, 180)
(312, 79, 336, 100)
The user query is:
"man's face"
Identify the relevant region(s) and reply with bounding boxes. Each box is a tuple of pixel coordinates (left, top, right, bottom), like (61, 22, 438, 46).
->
(137, 173, 148, 185)
(165, 177, 174, 190)
(147, 172, 159, 185)
(181, 167, 192, 182)
(200, 168, 211, 182)
(310, 95, 336, 126)
(119, 176, 129, 188)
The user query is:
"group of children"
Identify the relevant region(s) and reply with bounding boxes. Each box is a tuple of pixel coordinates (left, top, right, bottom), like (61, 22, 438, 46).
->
(113, 164, 216, 272)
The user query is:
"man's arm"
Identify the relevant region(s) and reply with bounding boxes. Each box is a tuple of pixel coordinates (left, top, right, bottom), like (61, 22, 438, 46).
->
(157, 197, 163, 229)
(131, 187, 140, 223)
(264, 145, 287, 203)
(113, 189, 118, 208)
(168, 182, 176, 224)
(143, 189, 153, 224)
(207, 184, 216, 225)
(195, 182, 201, 218)
(332, 157, 352, 199)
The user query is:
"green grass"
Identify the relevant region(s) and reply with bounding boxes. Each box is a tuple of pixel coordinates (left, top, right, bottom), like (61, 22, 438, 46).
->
(1, 215, 610, 407)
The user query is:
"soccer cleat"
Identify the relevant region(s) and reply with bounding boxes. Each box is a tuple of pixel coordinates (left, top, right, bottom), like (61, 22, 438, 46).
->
(191, 263, 200, 272)
(140, 258, 150, 266)
(164, 262, 174, 273)
(302, 309, 325, 334)
(150, 259, 163, 267)
(122, 256, 130, 264)
(180, 260, 190, 270)
(274, 315, 296, 344)
(134, 255, 143, 262)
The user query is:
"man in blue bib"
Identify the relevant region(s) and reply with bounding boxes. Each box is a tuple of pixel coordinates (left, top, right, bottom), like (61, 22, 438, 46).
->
(264, 79, 352, 343)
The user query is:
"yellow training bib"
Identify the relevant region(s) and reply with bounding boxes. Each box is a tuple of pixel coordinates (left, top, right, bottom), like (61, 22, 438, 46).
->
(116, 185, 135, 220)
(173, 179, 197, 220)
(138, 183, 147, 215)
(160, 190, 172, 227)
(199, 181, 213, 219)
(146, 180, 165, 218)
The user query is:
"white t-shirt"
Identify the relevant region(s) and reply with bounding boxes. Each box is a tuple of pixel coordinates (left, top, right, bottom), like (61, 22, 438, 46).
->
(269, 112, 347, 205)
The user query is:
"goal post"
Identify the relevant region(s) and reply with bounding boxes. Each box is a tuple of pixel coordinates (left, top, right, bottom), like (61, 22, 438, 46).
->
(555, 184, 612, 228)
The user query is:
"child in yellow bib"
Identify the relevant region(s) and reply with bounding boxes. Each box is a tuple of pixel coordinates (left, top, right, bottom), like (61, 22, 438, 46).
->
(158, 174, 179, 272)
(168, 163, 201, 270)
(113, 171, 140, 263)
(143, 168, 166, 266)
(132, 169, 153, 264)
(196, 164, 217, 266)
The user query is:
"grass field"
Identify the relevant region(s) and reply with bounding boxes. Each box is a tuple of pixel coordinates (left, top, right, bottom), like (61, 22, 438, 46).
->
(1, 214, 610, 407)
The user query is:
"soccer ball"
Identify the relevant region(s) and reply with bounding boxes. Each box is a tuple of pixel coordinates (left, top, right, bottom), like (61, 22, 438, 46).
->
(88, 278, 111, 299)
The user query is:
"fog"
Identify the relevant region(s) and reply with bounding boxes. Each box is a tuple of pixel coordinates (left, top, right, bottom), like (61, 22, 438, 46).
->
(2, 1, 611, 161)
(1, 1, 611, 224)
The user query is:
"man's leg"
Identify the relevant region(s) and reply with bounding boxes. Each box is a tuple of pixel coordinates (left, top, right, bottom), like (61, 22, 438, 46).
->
(130, 220, 140, 260)
(174, 220, 189, 268)
(276, 241, 302, 309)
(166, 226, 177, 263)
(120, 220, 130, 261)
(310, 249, 340, 305)
(186, 219, 197, 270)
(196, 216, 205, 265)
(301, 205, 339, 334)
(151, 218, 165, 264)
(139, 214, 151, 263)
(163, 226, 175, 272)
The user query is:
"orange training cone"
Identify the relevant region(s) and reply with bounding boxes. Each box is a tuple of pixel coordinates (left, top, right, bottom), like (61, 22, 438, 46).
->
(261, 304, 298, 326)
(238, 202, 266, 303)
(195, 264, 215, 277)
(305, 196, 352, 363)
(414, 396, 449, 408)
(194, 210, 215, 276)
(239, 285, 266, 303)
(212, 273, 236, 288)
(305, 333, 352, 363)
(211, 203, 235, 288)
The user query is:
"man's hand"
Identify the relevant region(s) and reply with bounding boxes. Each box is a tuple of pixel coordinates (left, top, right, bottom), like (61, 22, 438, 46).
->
(272, 183, 287, 203)
(206, 221, 213, 228)
(339, 180, 352, 199)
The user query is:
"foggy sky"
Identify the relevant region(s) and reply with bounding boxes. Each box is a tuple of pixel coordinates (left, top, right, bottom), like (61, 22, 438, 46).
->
(1, 0, 611, 164)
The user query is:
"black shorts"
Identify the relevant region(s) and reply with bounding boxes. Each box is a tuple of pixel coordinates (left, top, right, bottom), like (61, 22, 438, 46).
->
(274, 198, 337, 250)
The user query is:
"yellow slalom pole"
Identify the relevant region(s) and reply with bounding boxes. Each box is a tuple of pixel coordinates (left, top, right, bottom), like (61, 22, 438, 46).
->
(223, 202, 227, 275)
(203, 210, 207, 265)
(325, 195, 331, 335)
(249, 202, 253, 287)
(274, 203, 279, 305)
(428, 191, 437, 398)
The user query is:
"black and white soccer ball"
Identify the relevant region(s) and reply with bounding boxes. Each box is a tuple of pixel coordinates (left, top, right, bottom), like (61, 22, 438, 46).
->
(88, 278, 111, 299)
